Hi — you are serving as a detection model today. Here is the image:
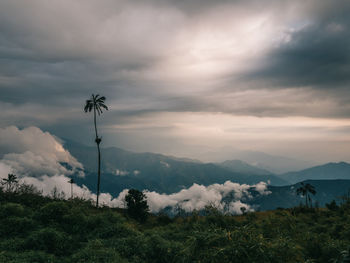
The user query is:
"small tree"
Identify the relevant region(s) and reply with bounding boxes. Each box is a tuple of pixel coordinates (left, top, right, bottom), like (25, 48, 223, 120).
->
(296, 182, 316, 208)
(68, 178, 75, 199)
(1, 174, 19, 192)
(125, 189, 149, 222)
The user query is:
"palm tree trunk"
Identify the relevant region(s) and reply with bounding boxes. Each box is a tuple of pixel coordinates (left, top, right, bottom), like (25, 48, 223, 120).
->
(305, 193, 308, 208)
(96, 143, 101, 207)
(93, 106, 101, 208)
(94, 105, 99, 140)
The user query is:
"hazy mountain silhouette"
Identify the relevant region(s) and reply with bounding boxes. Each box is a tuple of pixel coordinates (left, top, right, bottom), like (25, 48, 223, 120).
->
(280, 162, 350, 184)
(248, 179, 350, 210)
(197, 149, 315, 173)
(219, 160, 273, 175)
(63, 139, 288, 195)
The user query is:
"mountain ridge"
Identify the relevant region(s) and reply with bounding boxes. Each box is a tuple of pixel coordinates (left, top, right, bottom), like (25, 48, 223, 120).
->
(63, 139, 288, 195)
(279, 162, 350, 184)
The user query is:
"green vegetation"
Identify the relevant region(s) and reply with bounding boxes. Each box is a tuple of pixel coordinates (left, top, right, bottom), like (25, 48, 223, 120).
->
(296, 182, 317, 208)
(1, 184, 350, 263)
(125, 189, 149, 223)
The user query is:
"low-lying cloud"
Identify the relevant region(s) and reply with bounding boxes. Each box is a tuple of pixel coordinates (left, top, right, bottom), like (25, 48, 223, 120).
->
(114, 181, 271, 214)
(0, 126, 83, 177)
(0, 126, 271, 214)
(0, 126, 120, 206)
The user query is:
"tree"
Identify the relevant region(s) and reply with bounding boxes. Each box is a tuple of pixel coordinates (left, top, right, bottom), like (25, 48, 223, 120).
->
(1, 174, 19, 192)
(84, 94, 108, 208)
(68, 178, 74, 199)
(296, 182, 316, 208)
(125, 189, 149, 222)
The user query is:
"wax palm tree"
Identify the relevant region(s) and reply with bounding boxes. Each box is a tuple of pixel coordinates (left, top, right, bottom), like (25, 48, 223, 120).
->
(84, 94, 108, 207)
(68, 178, 75, 199)
(296, 182, 316, 208)
(1, 173, 19, 192)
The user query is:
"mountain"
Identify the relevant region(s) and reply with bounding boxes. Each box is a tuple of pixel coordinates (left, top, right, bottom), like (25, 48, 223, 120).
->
(63, 140, 288, 195)
(279, 162, 350, 184)
(218, 159, 287, 186)
(233, 151, 315, 174)
(248, 179, 350, 211)
(219, 160, 273, 175)
(197, 149, 315, 173)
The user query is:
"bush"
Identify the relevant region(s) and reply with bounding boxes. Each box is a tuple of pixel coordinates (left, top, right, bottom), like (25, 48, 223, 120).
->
(125, 189, 149, 222)
(38, 201, 70, 224)
(72, 239, 128, 263)
(24, 228, 71, 255)
(0, 250, 56, 263)
(0, 203, 26, 217)
(0, 217, 36, 236)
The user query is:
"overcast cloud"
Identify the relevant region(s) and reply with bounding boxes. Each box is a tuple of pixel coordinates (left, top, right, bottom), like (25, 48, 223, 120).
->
(0, 0, 349, 162)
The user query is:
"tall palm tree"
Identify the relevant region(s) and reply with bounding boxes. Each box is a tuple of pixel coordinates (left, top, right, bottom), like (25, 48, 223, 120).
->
(1, 174, 19, 192)
(84, 94, 108, 207)
(68, 178, 75, 199)
(296, 182, 316, 208)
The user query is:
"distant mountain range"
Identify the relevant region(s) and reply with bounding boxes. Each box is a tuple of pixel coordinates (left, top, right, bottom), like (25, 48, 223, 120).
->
(197, 149, 315, 174)
(247, 179, 350, 210)
(279, 162, 350, 184)
(64, 140, 288, 195)
(63, 139, 350, 212)
(218, 160, 273, 176)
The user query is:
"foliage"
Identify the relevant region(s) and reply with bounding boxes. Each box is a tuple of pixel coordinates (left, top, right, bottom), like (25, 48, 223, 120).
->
(1, 174, 19, 192)
(296, 182, 316, 208)
(1, 184, 350, 262)
(125, 189, 149, 222)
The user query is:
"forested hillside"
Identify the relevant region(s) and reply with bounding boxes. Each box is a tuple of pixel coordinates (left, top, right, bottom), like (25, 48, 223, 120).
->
(64, 140, 287, 196)
(1, 185, 350, 263)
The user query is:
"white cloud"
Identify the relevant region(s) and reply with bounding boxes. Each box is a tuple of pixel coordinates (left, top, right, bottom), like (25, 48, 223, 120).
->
(0, 126, 83, 177)
(160, 161, 170, 168)
(112, 180, 271, 214)
(19, 174, 120, 207)
(115, 169, 129, 176)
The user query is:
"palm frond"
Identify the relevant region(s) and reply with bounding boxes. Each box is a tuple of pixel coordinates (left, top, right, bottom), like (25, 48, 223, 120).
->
(84, 94, 108, 115)
(99, 104, 108, 111)
(97, 96, 106, 102)
(84, 99, 93, 112)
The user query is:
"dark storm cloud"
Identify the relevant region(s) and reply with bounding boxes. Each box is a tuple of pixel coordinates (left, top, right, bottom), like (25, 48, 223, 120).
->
(0, 0, 184, 106)
(1, 0, 350, 127)
(245, 1, 350, 89)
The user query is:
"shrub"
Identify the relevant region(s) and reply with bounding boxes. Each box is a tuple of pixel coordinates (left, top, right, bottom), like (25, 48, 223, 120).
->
(0, 217, 36, 236)
(24, 228, 71, 255)
(38, 201, 69, 224)
(125, 189, 149, 222)
(0, 203, 26, 217)
(0, 250, 56, 263)
(72, 239, 128, 263)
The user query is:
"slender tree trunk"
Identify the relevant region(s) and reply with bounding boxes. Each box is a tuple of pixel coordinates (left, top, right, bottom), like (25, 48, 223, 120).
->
(94, 106, 101, 208)
(71, 183, 73, 199)
(96, 143, 101, 207)
(94, 105, 98, 140)
(305, 193, 308, 208)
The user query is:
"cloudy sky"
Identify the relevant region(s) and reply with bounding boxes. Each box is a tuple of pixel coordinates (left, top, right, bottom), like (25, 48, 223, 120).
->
(0, 0, 350, 163)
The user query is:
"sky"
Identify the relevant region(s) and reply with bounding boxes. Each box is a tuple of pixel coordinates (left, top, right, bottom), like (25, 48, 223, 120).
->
(0, 0, 350, 163)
